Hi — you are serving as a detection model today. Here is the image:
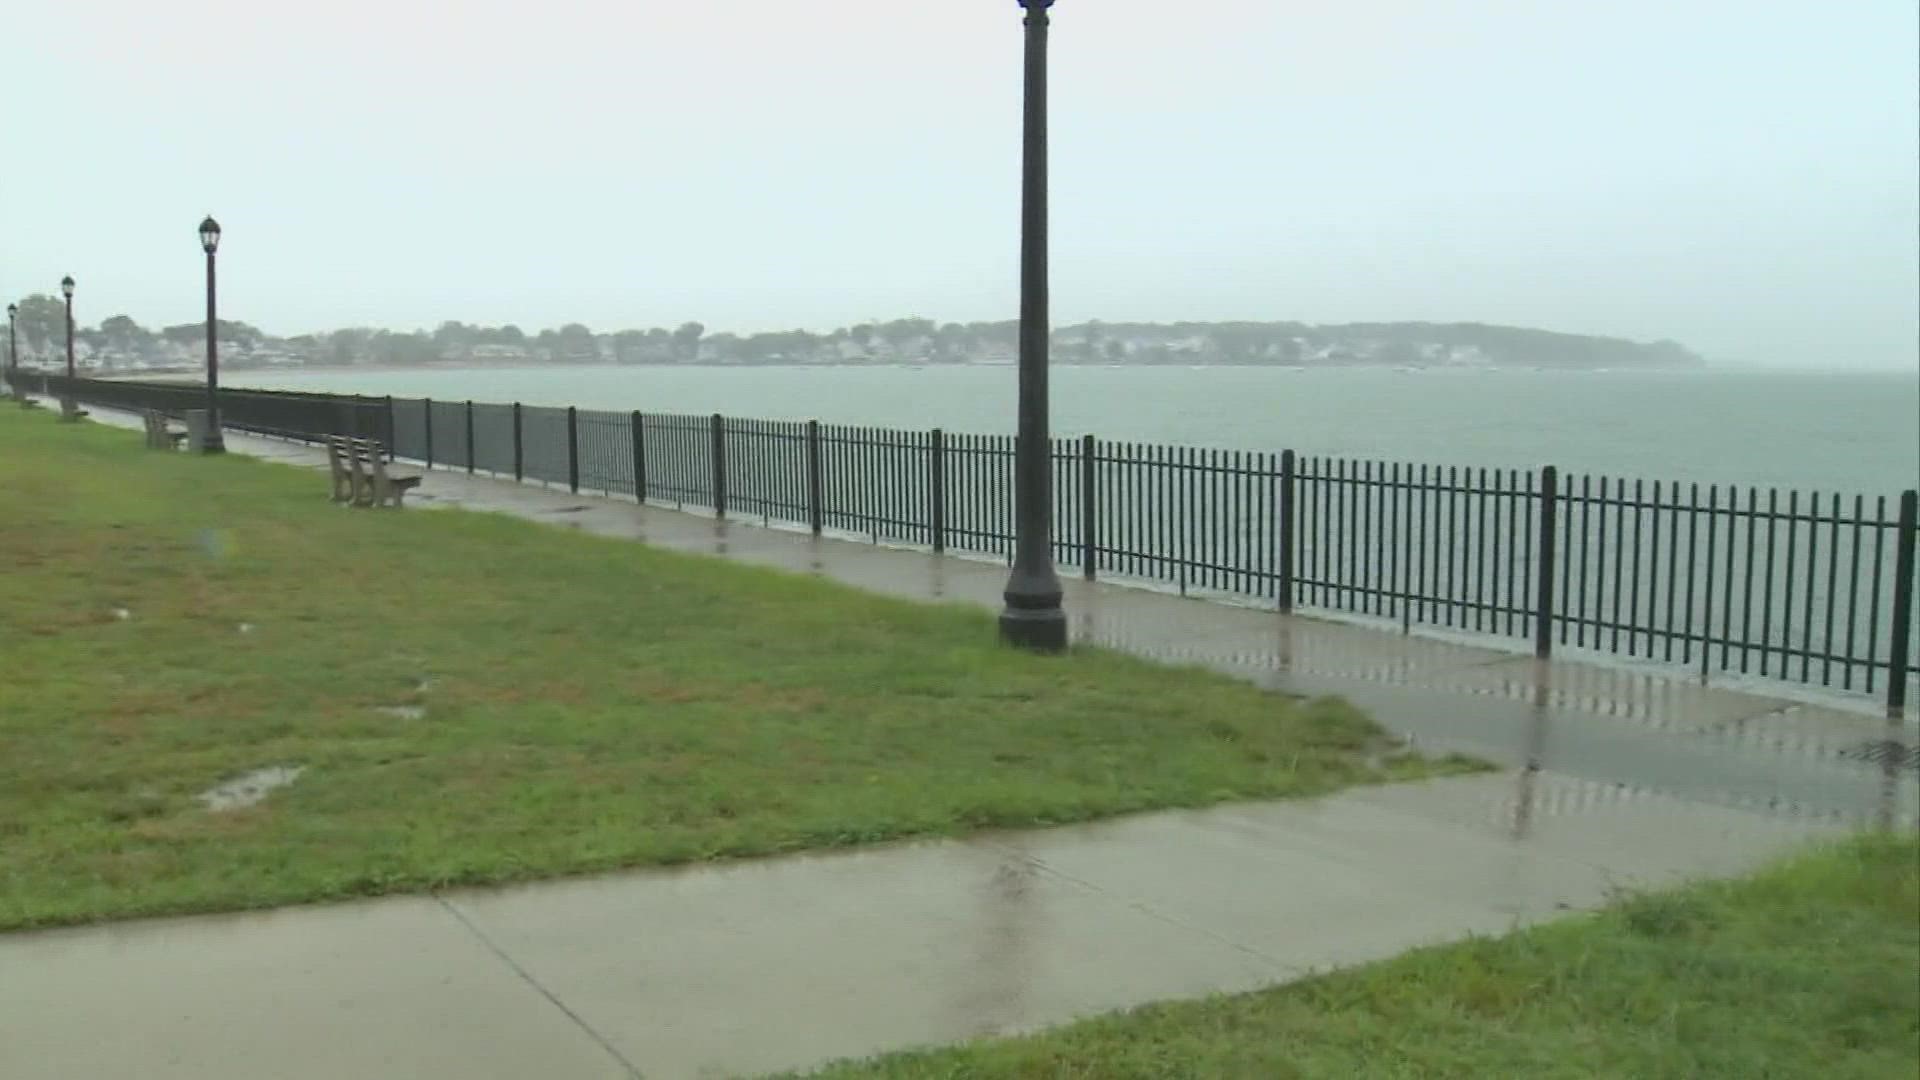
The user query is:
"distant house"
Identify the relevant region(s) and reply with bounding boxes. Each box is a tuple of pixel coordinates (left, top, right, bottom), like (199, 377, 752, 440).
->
(471, 344, 533, 363)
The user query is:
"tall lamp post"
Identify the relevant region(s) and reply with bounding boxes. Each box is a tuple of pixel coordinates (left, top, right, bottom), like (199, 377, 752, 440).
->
(59, 275, 78, 420)
(5, 303, 16, 397)
(999, 0, 1068, 651)
(61, 276, 76, 379)
(199, 215, 226, 453)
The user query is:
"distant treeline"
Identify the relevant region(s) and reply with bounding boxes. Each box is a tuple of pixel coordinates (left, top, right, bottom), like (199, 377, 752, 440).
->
(5, 294, 1701, 371)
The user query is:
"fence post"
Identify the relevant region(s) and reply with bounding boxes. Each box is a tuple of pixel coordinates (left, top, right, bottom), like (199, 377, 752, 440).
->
(1535, 465, 1559, 659)
(566, 407, 580, 493)
(806, 420, 823, 536)
(424, 397, 435, 468)
(1278, 449, 1296, 614)
(464, 400, 475, 475)
(1081, 434, 1097, 580)
(711, 413, 727, 519)
(930, 429, 946, 553)
(384, 396, 396, 461)
(512, 402, 523, 481)
(1886, 490, 1918, 718)
(631, 411, 647, 504)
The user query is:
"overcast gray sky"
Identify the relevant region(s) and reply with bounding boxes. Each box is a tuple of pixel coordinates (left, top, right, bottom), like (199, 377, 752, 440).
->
(3, 1, 1915, 368)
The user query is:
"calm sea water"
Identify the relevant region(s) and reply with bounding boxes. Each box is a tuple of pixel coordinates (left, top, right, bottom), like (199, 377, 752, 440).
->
(247, 366, 1918, 495)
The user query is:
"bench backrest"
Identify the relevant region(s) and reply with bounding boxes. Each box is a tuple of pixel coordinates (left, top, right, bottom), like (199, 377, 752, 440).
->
(142, 410, 176, 448)
(327, 434, 386, 463)
(329, 435, 396, 499)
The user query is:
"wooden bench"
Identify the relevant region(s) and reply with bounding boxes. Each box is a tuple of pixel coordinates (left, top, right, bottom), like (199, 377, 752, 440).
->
(327, 435, 421, 508)
(325, 437, 356, 503)
(142, 410, 188, 450)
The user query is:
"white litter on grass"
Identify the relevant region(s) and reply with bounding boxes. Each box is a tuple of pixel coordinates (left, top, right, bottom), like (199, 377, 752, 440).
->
(197, 765, 305, 812)
(375, 705, 427, 721)
(112, 608, 131, 621)
(237, 622, 256, 635)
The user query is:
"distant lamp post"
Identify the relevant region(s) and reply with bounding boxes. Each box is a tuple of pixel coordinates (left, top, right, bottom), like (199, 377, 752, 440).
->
(61, 275, 76, 380)
(58, 275, 79, 420)
(199, 215, 226, 453)
(999, 0, 1068, 652)
(5, 303, 16, 392)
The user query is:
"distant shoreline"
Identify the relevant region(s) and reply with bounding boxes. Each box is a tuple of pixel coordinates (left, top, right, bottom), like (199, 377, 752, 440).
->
(43, 359, 1916, 382)
(94, 359, 1722, 380)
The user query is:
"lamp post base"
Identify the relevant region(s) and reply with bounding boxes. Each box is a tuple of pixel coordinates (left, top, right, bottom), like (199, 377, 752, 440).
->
(998, 603, 1068, 652)
(201, 433, 226, 454)
(57, 399, 83, 423)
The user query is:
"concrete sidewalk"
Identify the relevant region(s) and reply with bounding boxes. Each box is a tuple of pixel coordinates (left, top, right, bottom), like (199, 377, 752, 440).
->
(1, 409, 1911, 1080)
(0, 772, 1845, 1080)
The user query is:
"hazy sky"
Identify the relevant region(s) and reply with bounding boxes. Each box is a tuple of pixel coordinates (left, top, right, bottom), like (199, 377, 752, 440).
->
(3, 1, 1915, 368)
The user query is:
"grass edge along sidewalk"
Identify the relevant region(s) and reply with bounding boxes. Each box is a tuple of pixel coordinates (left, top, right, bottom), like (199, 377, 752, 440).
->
(797, 832, 1920, 1080)
(0, 408, 1480, 932)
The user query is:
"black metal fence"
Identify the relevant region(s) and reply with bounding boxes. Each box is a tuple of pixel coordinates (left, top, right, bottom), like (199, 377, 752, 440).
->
(21, 371, 394, 446)
(16, 370, 1918, 715)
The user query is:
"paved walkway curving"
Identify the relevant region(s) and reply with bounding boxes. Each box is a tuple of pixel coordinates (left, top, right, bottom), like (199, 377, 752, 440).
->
(2, 408, 1911, 1080)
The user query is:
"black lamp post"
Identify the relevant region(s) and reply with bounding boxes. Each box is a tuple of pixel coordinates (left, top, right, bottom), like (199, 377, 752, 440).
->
(199, 215, 226, 453)
(5, 303, 16, 392)
(58, 275, 78, 420)
(61, 275, 75, 380)
(999, 0, 1068, 651)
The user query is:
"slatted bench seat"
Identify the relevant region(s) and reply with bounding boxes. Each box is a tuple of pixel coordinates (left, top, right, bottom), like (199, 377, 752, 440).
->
(327, 435, 421, 508)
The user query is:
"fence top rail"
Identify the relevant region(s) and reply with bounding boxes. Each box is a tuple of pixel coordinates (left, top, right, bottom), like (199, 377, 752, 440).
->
(639, 412, 720, 428)
(818, 431, 930, 449)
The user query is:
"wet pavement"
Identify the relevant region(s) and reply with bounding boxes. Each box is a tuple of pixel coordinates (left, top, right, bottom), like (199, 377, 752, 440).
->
(0, 771, 1847, 1080)
(3, 410, 1913, 1080)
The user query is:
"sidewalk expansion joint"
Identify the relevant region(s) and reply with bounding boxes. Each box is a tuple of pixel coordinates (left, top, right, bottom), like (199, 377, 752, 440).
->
(433, 895, 644, 1079)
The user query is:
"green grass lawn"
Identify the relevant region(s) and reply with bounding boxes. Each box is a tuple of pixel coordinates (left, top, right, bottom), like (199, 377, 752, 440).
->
(800, 833, 1920, 1079)
(0, 410, 1474, 931)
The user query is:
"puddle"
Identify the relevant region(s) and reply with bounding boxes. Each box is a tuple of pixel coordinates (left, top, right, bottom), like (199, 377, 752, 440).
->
(1839, 738, 1920, 772)
(375, 704, 427, 720)
(198, 765, 305, 811)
